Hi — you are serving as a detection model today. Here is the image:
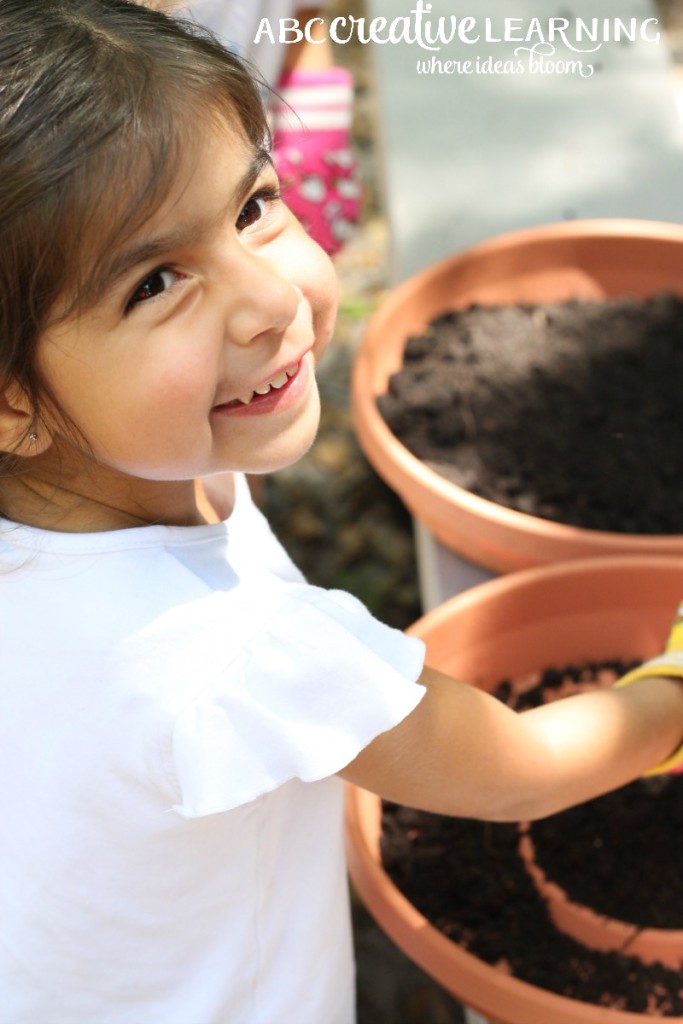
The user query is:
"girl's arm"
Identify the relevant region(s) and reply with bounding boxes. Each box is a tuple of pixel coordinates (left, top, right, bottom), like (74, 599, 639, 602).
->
(339, 665, 683, 822)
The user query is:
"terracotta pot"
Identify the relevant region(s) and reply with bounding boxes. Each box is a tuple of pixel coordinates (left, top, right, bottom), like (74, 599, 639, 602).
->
(345, 554, 683, 1024)
(351, 218, 683, 575)
(517, 826, 683, 970)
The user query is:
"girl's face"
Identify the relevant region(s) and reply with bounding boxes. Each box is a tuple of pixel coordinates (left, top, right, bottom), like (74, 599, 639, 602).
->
(31, 124, 338, 526)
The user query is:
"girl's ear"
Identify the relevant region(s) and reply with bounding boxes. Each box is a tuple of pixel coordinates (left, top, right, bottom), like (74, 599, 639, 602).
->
(0, 379, 51, 456)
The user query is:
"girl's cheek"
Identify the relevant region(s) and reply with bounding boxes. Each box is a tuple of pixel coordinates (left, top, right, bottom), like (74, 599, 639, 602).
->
(312, 261, 339, 349)
(303, 236, 339, 311)
(273, 218, 339, 334)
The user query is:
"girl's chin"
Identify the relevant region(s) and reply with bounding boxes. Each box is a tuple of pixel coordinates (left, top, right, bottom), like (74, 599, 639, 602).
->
(224, 402, 322, 477)
(246, 425, 320, 475)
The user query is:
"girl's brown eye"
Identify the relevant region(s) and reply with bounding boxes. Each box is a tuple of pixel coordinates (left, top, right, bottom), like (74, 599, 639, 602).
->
(236, 189, 280, 232)
(237, 195, 268, 231)
(127, 268, 176, 310)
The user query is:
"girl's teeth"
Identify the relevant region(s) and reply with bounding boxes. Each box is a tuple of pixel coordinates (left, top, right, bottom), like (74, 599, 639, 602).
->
(234, 363, 300, 405)
(269, 371, 290, 389)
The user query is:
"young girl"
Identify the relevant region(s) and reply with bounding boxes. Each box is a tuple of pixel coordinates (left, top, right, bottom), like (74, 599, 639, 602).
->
(1, 2, 683, 1022)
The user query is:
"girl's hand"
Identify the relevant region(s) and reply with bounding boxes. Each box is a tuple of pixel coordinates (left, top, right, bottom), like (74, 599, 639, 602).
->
(615, 601, 683, 774)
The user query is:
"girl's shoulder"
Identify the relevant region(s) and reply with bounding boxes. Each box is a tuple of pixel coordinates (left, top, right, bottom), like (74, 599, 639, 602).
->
(150, 580, 426, 817)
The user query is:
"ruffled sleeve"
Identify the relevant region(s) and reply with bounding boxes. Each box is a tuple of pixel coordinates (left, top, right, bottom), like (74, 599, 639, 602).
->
(168, 586, 426, 818)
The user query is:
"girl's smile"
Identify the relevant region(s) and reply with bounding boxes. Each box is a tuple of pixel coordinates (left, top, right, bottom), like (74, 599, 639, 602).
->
(212, 352, 311, 415)
(16, 126, 338, 530)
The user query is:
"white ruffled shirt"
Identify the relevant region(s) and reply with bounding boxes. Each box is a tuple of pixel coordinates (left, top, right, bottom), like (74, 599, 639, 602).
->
(0, 475, 425, 1023)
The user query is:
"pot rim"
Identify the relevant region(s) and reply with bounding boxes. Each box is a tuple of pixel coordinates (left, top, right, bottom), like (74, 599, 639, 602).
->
(404, 551, 683, 641)
(518, 826, 683, 969)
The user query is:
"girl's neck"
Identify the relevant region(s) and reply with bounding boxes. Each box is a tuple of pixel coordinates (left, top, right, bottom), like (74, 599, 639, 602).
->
(0, 469, 223, 532)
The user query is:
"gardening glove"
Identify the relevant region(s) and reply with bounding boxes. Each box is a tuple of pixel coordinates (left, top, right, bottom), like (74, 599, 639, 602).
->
(271, 66, 362, 256)
(615, 601, 683, 774)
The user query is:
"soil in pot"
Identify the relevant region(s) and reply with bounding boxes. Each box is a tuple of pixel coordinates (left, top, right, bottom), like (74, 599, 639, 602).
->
(380, 660, 683, 1015)
(377, 293, 683, 533)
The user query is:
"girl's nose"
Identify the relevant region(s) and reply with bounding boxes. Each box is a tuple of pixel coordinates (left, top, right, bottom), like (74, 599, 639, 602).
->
(225, 252, 302, 347)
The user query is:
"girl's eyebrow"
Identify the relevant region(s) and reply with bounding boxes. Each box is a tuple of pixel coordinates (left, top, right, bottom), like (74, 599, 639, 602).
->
(99, 149, 273, 293)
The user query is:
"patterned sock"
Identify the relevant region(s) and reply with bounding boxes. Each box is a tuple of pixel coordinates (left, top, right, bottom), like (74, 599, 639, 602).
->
(271, 66, 362, 255)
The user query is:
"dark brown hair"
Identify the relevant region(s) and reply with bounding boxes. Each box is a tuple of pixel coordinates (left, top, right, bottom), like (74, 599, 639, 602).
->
(0, 0, 270, 465)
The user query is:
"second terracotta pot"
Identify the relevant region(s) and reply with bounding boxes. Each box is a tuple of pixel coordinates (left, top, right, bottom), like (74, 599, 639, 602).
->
(345, 554, 683, 1024)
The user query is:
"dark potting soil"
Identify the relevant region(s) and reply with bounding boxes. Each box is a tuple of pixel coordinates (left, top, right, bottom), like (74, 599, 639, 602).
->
(377, 294, 683, 533)
(380, 661, 683, 1015)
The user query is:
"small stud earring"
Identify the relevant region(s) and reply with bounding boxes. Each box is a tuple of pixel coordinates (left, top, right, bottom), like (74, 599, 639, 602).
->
(28, 432, 38, 443)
